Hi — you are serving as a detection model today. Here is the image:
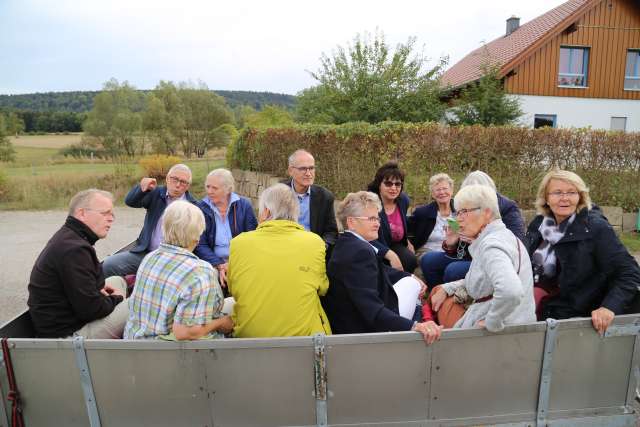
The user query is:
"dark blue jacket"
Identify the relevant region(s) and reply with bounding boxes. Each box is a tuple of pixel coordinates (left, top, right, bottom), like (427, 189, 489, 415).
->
(194, 195, 257, 266)
(372, 192, 411, 256)
(407, 199, 455, 249)
(498, 193, 525, 240)
(125, 185, 197, 253)
(324, 232, 412, 334)
(523, 207, 640, 318)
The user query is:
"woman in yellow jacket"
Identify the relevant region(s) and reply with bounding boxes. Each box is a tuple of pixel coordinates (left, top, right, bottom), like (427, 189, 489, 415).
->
(227, 184, 331, 338)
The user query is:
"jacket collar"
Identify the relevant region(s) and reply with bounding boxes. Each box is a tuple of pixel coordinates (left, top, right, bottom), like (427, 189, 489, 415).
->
(468, 219, 506, 257)
(257, 219, 304, 232)
(65, 216, 100, 246)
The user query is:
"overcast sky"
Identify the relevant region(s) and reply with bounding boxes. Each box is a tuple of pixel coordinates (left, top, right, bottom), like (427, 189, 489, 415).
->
(0, 0, 567, 95)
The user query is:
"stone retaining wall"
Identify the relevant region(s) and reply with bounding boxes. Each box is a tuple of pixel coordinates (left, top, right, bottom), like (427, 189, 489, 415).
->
(232, 169, 638, 232)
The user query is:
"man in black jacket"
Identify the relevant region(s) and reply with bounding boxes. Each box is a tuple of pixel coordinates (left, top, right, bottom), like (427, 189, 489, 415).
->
(28, 189, 129, 338)
(282, 149, 338, 247)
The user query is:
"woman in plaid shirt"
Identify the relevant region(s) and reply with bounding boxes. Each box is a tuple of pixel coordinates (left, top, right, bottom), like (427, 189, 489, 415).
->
(124, 201, 233, 340)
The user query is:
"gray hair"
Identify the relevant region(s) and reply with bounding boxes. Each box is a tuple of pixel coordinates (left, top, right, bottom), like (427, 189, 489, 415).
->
(68, 189, 114, 216)
(461, 170, 496, 191)
(288, 149, 314, 167)
(206, 168, 235, 193)
(454, 184, 501, 220)
(429, 173, 454, 191)
(336, 191, 381, 230)
(259, 183, 300, 222)
(168, 164, 192, 182)
(162, 200, 205, 248)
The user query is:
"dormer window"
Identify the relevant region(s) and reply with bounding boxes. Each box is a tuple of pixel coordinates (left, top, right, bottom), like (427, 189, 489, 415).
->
(558, 46, 589, 87)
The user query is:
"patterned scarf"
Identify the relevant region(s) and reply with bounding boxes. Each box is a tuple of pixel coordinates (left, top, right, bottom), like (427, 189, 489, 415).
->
(531, 214, 575, 283)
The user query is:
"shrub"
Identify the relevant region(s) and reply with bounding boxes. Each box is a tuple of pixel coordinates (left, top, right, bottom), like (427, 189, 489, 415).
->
(138, 154, 182, 179)
(59, 144, 108, 159)
(0, 168, 9, 201)
(229, 122, 640, 211)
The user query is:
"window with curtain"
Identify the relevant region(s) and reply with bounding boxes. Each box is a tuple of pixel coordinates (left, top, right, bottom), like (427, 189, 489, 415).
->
(624, 50, 640, 90)
(558, 47, 589, 87)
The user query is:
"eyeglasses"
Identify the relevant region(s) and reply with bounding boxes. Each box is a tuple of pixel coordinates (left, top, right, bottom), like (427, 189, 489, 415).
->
(350, 216, 381, 223)
(433, 187, 451, 194)
(455, 207, 481, 217)
(85, 208, 115, 219)
(168, 176, 191, 186)
(382, 181, 403, 188)
(292, 166, 315, 173)
(548, 191, 579, 198)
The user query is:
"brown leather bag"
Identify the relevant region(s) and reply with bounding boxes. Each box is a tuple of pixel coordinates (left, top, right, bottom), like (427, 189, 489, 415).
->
(427, 285, 467, 328)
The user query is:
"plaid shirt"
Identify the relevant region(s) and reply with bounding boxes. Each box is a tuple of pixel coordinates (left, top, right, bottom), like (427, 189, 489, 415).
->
(124, 243, 223, 339)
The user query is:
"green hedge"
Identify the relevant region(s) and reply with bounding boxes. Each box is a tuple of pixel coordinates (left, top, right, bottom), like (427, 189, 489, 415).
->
(229, 122, 640, 211)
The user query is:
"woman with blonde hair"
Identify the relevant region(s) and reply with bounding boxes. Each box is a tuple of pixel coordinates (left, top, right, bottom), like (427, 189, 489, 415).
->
(125, 201, 233, 340)
(523, 169, 640, 334)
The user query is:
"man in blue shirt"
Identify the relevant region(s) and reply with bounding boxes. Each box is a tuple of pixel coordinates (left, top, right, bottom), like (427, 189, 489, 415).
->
(283, 149, 338, 247)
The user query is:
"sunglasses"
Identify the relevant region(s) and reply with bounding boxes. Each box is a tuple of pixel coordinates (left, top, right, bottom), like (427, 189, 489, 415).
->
(382, 180, 403, 188)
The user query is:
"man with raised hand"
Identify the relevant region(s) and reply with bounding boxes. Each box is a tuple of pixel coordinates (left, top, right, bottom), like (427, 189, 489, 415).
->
(282, 149, 338, 248)
(102, 163, 197, 277)
(28, 189, 129, 338)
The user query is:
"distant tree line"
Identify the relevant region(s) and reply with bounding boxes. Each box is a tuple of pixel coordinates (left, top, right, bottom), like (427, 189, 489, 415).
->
(0, 90, 296, 113)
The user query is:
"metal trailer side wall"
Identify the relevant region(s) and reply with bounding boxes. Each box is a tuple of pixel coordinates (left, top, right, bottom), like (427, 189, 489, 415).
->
(1, 316, 639, 427)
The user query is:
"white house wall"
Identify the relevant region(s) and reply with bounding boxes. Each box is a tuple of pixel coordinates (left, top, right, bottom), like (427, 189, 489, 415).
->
(515, 94, 640, 131)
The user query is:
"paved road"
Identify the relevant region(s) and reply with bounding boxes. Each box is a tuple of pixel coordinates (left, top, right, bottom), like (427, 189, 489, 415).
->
(0, 208, 145, 325)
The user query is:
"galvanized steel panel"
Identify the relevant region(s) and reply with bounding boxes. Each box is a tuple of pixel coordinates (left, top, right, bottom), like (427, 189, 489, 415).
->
(549, 327, 635, 411)
(204, 346, 316, 427)
(10, 345, 89, 426)
(86, 348, 211, 427)
(430, 331, 545, 420)
(325, 337, 430, 424)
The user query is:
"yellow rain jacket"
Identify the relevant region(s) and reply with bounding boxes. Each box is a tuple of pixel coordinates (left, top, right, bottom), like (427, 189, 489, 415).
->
(228, 220, 332, 338)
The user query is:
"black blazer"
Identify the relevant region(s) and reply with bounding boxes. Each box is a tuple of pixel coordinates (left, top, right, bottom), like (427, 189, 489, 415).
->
(282, 178, 338, 246)
(407, 199, 455, 249)
(372, 192, 411, 256)
(523, 207, 640, 318)
(324, 232, 413, 334)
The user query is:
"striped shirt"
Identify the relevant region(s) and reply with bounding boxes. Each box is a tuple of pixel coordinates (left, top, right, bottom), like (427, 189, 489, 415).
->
(124, 243, 223, 340)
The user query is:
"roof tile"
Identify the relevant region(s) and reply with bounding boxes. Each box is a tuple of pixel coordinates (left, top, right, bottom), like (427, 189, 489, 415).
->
(441, 0, 591, 88)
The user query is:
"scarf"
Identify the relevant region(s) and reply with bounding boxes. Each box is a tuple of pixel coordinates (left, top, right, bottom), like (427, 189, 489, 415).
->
(531, 214, 575, 283)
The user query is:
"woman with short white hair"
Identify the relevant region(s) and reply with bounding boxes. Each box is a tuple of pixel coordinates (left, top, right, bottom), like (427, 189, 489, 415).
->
(324, 191, 442, 344)
(125, 200, 233, 340)
(195, 168, 257, 288)
(429, 185, 535, 332)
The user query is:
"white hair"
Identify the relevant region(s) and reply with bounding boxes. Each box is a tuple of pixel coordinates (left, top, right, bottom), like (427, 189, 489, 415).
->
(336, 191, 381, 230)
(69, 189, 114, 216)
(288, 149, 313, 167)
(206, 168, 235, 193)
(167, 164, 192, 182)
(259, 184, 300, 222)
(162, 200, 205, 248)
(454, 184, 501, 220)
(461, 170, 496, 191)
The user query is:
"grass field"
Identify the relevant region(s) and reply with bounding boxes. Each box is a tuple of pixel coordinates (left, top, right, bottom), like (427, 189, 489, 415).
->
(0, 134, 225, 210)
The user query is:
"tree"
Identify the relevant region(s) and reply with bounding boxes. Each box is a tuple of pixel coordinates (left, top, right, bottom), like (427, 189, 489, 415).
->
(5, 112, 25, 136)
(176, 81, 234, 157)
(83, 79, 144, 157)
(296, 30, 447, 124)
(0, 115, 16, 162)
(244, 105, 295, 127)
(447, 63, 523, 126)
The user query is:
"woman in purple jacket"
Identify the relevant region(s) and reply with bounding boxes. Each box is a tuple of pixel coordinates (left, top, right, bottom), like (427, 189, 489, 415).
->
(195, 168, 257, 287)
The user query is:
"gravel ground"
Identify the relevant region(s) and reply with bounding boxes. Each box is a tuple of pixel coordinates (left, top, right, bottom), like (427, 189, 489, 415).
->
(0, 208, 145, 325)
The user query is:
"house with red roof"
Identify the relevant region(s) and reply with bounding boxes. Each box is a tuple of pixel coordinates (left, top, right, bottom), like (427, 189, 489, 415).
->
(442, 0, 640, 131)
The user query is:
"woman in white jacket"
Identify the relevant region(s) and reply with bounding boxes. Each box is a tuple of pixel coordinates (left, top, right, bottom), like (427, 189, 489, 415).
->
(430, 184, 535, 332)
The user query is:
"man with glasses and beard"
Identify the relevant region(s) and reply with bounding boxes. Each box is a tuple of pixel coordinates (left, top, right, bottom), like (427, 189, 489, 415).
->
(102, 164, 197, 277)
(282, 149, 338, 249)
